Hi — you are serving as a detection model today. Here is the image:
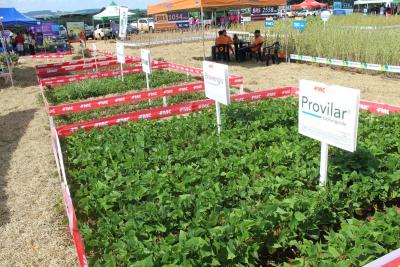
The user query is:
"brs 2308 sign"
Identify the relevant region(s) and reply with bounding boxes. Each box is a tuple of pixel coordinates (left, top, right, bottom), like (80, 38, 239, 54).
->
(155, 12, 190, 30)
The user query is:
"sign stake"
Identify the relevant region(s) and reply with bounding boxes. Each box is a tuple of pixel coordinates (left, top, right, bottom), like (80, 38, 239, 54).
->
(215, 101, 222, 135)
(319, 142, 329, 186)
(146, 72, 151, 104)
(120, 63, 124, 81)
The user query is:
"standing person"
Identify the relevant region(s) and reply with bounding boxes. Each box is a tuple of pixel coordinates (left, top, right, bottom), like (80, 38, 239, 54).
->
(194, 16, 200, 31)
(79, 30, 86, 48)
(380, 5, 385, 16)
(15, 32, 25, 56)
(220, 16, 225, 28)
(111, 20, 117, 39)
(224, 13, 230, 29)
(29, 34, 36, 55)
(229, 13, 235, 27)
(188, 16, 194, 31)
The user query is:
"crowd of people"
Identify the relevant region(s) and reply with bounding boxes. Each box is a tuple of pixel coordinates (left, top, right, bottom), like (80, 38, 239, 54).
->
(212, 29, 265, 62)
(0, 31, 37, 56)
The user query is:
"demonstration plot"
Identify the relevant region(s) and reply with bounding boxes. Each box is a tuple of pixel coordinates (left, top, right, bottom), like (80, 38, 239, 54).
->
(55, 91, 205, 125)
(44, 71, 193, 105)
(62, 98, 400, 266)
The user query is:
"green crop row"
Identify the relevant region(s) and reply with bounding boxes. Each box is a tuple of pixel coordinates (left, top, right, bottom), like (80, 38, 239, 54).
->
(237, 14, 400, 65)
(45, 70, 193, 105)
(63, 98, 400, 266)
(55, 92, 205, 125)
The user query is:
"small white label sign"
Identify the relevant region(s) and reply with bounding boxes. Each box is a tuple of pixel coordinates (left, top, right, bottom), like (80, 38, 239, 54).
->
(203, 61, 230, 105)
(116, 42, 125, 64)
(141, 49, 151, 74)
(119, 6, 129, 39)
(320, 10, 331, 22)
(298, 80, 360, 152)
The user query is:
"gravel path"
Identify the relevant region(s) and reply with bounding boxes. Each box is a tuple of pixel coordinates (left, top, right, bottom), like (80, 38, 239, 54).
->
(0, 62, 76, 266)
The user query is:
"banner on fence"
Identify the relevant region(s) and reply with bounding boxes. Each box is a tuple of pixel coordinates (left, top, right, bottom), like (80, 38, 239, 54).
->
(55, 87, 293, 136)
(290, 54, 400, 73)
(119, 6, 129, 39)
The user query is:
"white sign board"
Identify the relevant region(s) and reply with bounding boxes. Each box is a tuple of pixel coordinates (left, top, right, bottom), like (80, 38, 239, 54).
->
(320, 10, 331, 22)
(242, 16, 251, 23)
(119, 6, 129, 39)
(298, 80, 360, 152)
(203, 61, 230, 105)
(116, 42, 125, 64)
(141, 49, 152, 74)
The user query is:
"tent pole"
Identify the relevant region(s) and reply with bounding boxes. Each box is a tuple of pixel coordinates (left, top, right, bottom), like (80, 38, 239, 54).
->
(201, 6, 205, 60)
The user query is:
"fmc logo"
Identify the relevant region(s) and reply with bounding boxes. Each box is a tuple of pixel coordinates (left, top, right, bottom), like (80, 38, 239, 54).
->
(314, 86, 326, 93)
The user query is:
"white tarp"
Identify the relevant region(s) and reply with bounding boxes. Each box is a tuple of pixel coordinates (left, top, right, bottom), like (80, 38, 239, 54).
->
(93, 4, 135, 21)
(354, 0, 393, 4)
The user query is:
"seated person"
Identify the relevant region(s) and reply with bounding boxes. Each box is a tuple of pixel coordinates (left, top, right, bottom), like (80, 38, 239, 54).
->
(212, 30, 229, 61)
(222, 30, 235, 55)
(238, 30, 264, 62)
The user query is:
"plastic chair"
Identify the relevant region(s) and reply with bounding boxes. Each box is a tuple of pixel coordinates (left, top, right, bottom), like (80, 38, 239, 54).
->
(264, 42, 281, 66)
(215, 44, 230, 62)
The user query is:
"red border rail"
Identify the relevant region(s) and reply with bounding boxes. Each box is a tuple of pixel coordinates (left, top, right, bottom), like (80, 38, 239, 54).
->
(50, 124, 88, 267)
(56, 87, 293, 136)
(48, 85, 400, 267)
(36, 58, 141, 77)
(31, 51, 73, 59)
(39, 63, 169, 87)
(48, 82, 205, 116)
(46, 76, 243, 116)
(290, 87, 400, 115)
(35, 56, 115, 70)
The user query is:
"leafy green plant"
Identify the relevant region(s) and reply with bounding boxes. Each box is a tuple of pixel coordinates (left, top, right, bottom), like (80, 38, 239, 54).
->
(55, 92, 205, 125)
(292, 207, 400, 266)
(0, 52, 18, 67)
(45, 70, 193, 105)
(62, 98, 400, 266)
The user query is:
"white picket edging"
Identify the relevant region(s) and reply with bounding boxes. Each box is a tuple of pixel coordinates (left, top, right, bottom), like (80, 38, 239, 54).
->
(290, 54, 400, 74)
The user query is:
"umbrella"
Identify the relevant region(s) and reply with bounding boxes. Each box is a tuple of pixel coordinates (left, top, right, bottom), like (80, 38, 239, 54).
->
(292, 0, 328, 9)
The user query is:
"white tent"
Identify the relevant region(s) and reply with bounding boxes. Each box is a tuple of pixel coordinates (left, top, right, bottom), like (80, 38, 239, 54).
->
(93, 1, 135, 21)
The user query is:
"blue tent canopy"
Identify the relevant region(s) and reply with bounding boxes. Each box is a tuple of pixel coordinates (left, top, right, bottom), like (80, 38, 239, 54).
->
(0, 8, 40, 26)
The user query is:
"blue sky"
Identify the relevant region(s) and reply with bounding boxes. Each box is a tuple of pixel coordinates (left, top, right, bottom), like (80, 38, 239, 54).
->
(0, 0, 160, 12)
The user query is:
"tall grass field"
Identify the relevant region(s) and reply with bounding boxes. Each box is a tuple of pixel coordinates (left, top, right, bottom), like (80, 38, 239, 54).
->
(235, 14, 400, 65)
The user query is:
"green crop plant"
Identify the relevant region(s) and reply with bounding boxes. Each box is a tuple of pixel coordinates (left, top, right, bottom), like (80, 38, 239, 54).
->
(45, 70, 193, 105)
(234, 14, 400, 65)
(62, 98, 400, 266)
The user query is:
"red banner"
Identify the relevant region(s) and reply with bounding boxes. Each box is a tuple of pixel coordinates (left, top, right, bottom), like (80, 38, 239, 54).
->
(35, 56, 115, 70)
(32, 51, 73, 59)
(291, 87, 400, 115)
(56, 87, 293, 136)
(37, 58, 141, 77)
(40, 63, 169, 87)
(48, 82, 205, 115)
(50, 127, 87, 267)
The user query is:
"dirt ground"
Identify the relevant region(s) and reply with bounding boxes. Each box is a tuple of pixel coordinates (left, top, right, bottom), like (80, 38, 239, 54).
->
(96, 39, 400, 105)
(0, 38, 399, 267)
(0, 61, 76, 266)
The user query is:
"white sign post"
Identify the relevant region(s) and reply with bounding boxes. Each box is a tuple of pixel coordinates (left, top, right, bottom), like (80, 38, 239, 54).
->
(0, 20, 14, 87)
(80, 40, 86, 64)
(116, 42, 125, 81)
(298, 80, 360, 186)
(203, 61, 230, 135)
(141, 49, 153, 104)
(119, 6, 129, 39)
(92, 43, 98, 72)
(320, 10, 331, 28)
